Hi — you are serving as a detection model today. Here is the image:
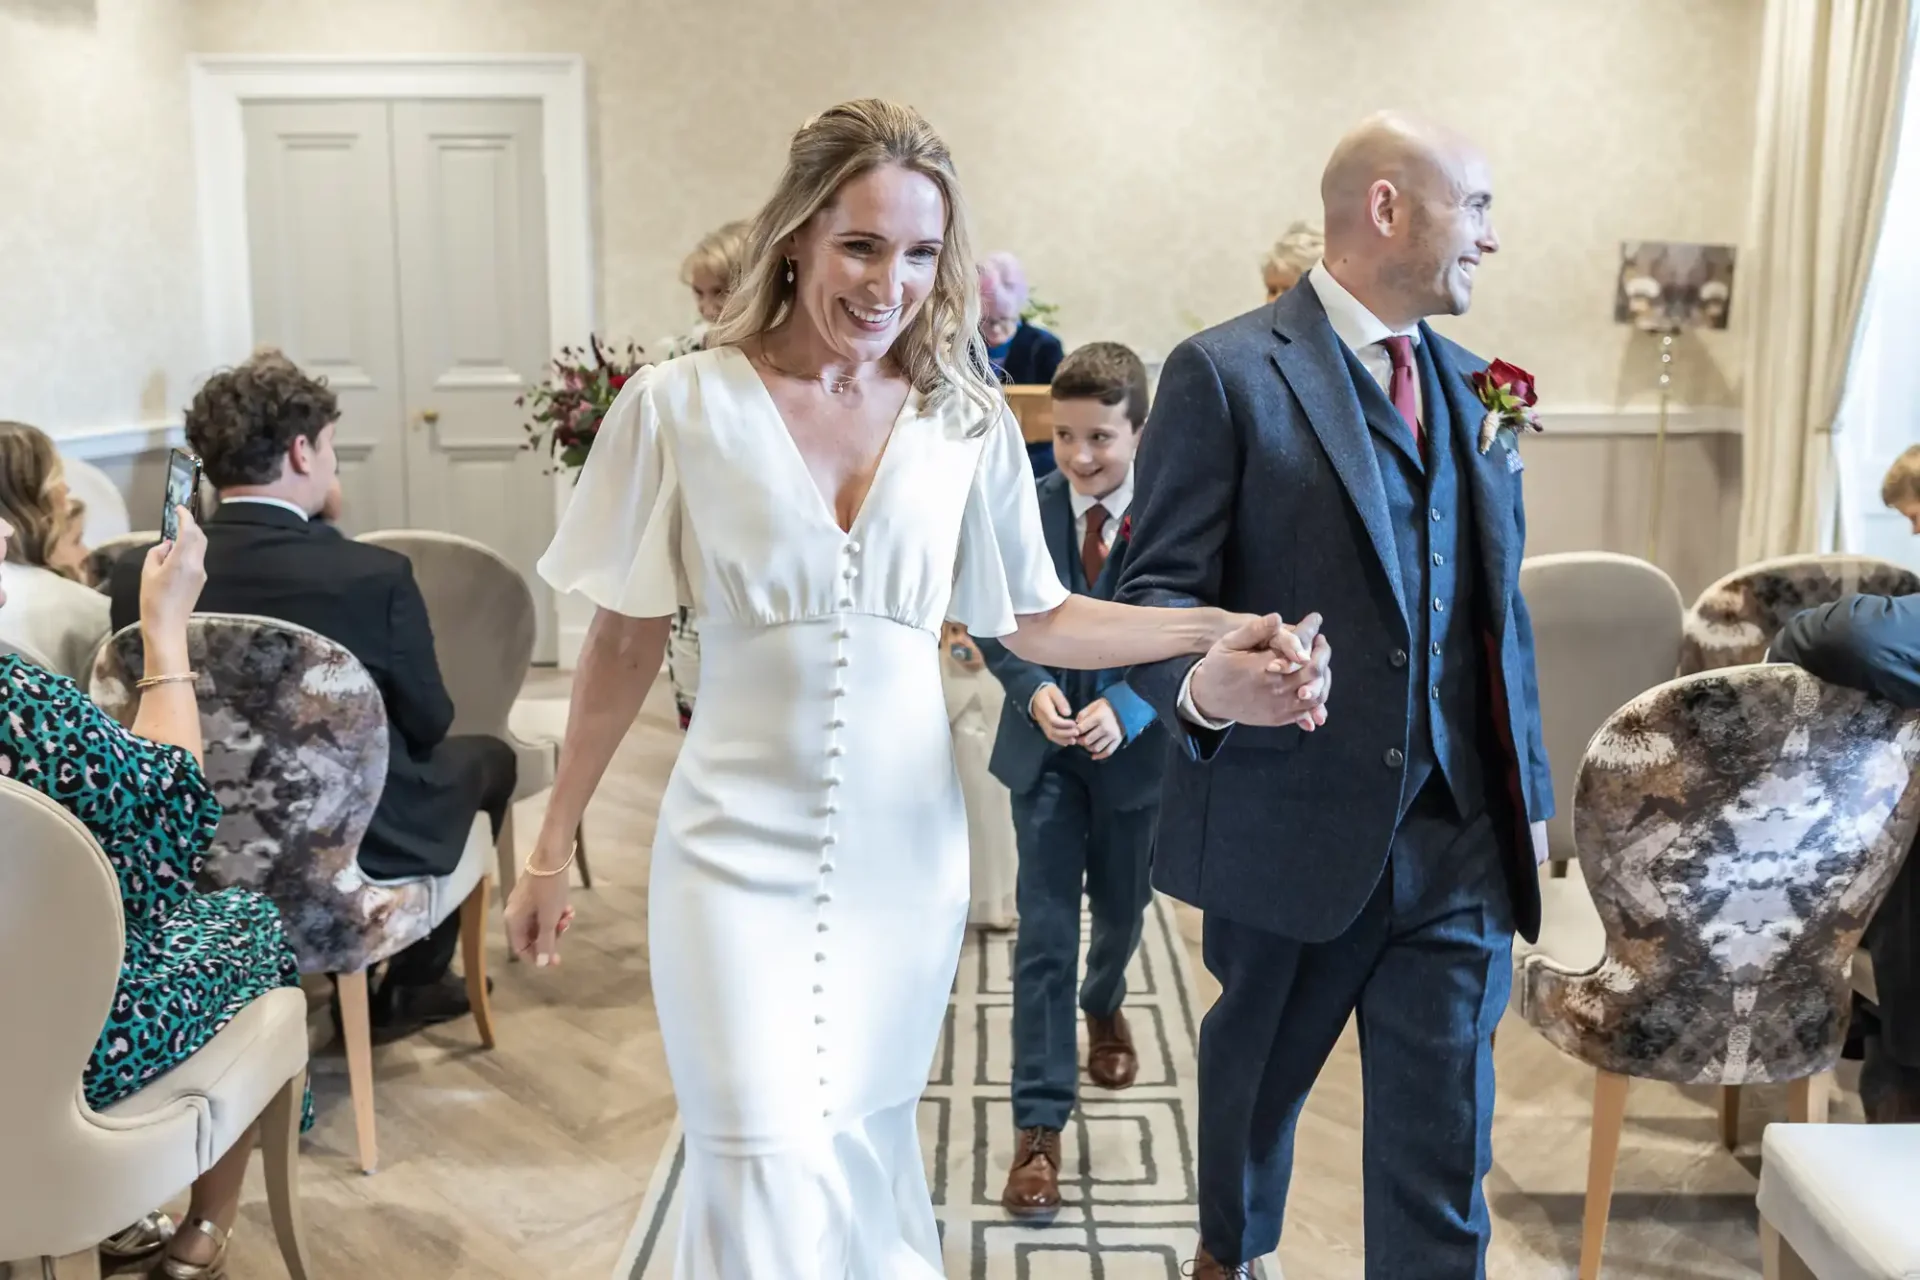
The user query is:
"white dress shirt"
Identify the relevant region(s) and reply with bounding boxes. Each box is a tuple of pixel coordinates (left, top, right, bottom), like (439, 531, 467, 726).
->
(1176, 266, 1417, 729)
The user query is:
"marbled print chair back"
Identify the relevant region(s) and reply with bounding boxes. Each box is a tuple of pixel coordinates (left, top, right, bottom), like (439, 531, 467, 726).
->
(92, 615, 436, 974)
(1679, 555, 1920, 675)
(1522, 664, 1920, 1084)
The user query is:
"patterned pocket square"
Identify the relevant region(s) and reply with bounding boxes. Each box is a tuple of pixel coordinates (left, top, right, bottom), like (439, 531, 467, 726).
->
(1506, 447, 1525, 474)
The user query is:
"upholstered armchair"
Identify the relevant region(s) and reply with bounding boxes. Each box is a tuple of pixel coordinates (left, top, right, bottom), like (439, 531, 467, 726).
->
(356, 530, 591, 898)
(0, 777, 310, 1280)
(1512, 664, 1920, 1279)
(82, 531, 159, 595)
(92, 615, 499, 1174)
(0, 634, 55, 668)
(1680, 554, 1920, 675)
(1520, 552, 1684, 871)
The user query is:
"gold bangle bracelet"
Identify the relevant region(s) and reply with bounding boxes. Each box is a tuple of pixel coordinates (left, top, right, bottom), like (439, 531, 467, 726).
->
(521, 847, 578, 879)
(135, 672, 197, 690)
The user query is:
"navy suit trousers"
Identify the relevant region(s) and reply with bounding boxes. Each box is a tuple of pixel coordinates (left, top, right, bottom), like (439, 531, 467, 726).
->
(1198, 780, 1513, 1275)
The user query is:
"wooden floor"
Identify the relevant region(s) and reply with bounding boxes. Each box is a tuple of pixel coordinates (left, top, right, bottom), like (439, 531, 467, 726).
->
(190, 671, 1857, 1280)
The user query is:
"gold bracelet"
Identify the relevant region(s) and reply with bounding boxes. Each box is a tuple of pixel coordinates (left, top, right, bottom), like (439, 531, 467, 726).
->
(136, 672, 197, 690)
(522, 846, 578, 879)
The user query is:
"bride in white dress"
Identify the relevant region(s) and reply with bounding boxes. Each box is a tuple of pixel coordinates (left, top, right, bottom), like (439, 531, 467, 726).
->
(507, 100, 1330, 1279)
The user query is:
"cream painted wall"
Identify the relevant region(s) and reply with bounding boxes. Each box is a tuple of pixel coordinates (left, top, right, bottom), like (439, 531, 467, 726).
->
(182, 0, 1760, 410)
(1, 0, 203, 435)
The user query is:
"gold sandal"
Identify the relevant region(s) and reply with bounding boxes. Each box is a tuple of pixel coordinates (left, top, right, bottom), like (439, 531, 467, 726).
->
(157, 1218, 230, 1280)
(98, 1212, 174, 1271)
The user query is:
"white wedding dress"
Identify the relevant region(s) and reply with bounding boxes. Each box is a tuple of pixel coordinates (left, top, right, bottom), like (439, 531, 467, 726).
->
(539, 346, 1067, 1278)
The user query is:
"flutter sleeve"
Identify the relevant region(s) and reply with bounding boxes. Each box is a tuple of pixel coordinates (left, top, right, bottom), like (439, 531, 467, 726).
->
(537, 365, 689, 618)
(947, 408, 1069, 637)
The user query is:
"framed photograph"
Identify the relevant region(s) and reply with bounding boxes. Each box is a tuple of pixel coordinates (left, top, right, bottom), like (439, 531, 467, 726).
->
(1614, 241, 1737, 332)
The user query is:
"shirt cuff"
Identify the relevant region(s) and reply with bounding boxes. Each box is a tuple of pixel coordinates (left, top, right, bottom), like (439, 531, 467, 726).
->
(1178, 662, 1234, 731)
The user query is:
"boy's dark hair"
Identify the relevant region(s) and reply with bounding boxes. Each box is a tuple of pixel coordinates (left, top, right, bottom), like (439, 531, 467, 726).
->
(1050, 342, 1149, 431)
(185, 349, 339, 489)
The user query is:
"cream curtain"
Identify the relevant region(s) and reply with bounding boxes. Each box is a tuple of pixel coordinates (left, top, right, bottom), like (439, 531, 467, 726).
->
(1739, 0, 1915, 561)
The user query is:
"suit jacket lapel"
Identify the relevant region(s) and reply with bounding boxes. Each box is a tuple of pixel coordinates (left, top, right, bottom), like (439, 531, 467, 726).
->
(1039, 478, 1076, 591)
(1270, 287, 1409, 620)
(1423, 326, 1517, 637)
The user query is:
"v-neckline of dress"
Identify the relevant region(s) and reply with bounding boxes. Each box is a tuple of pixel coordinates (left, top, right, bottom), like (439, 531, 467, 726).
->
(725, 344, 916, 538)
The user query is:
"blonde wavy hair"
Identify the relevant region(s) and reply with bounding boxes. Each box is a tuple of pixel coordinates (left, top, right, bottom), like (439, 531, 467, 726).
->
(680, 219, 751, 289)
(706, 99, 1002, 432)
(0, 420, 86, 580)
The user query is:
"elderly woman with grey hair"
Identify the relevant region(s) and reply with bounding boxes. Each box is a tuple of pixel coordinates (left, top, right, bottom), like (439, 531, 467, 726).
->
(1261, 220, 1324, 301)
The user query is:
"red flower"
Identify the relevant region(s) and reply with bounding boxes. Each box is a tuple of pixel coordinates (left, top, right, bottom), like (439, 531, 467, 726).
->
(1475, 358, 1537, 407)
(610, 373, 629, 391)
(1119, 514, 1134, 542)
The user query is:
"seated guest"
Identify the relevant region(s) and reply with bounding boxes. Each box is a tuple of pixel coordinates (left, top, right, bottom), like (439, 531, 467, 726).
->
(977, 342, 1168, 1217)
(1, 505, 306, 1278)
(978, 251, 1066, 477)
(1771, 448, 1920, 1122)
(108, 350, 516, 1037)
(0, 420, 111, 677)
(663, 218, 750, 728)
(1261, 220, 1323, 302)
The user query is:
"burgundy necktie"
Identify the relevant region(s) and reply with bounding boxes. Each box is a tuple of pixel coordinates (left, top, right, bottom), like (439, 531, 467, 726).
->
(1383, 335, 1421, 450)
(1081, 503, 1109, 586)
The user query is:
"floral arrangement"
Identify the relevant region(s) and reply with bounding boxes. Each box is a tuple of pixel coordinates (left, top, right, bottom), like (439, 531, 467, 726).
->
(520, 335, 650, 473)
(1021, 295, 1062, 332)
(1469, 358, 1544, 460)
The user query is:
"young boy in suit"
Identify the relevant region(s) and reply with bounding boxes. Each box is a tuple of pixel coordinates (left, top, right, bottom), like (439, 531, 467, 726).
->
(979, 342, 1167, 1219)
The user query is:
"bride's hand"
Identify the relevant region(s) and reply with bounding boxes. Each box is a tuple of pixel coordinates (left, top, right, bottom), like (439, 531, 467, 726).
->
(505, 842, 577, 967)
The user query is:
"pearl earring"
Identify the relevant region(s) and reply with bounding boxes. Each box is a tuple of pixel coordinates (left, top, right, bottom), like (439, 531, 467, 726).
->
(784, 259, 796, 285)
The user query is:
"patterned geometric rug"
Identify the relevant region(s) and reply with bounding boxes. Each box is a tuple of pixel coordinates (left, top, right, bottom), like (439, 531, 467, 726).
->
(615, 894, 1212, 1278)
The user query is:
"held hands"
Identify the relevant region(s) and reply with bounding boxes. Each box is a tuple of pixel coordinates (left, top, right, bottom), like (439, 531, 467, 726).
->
(138, 507, 208, 637)
(1028, 686, 1125, 759)
(504, 836, 579, 968)
(1191, 612, 1333, 730)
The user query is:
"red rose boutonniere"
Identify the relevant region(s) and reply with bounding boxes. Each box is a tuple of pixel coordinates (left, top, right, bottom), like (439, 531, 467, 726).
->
(1469, 359, 1543, 464)
(1118, 514, 1134, 542)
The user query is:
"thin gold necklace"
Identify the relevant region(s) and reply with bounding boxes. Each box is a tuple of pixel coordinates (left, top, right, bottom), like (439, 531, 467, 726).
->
(756, 342, 870, 395)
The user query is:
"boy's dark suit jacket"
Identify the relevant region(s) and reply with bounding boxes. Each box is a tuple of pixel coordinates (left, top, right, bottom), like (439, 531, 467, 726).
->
(975, 470, 1165, 809)
(108, 502, 475, 880)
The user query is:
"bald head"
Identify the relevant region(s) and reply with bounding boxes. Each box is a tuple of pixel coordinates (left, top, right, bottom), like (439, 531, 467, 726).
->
(1317, 112, 1499, 326)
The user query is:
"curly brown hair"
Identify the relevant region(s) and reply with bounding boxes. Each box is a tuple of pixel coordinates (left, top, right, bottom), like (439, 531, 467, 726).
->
(1050, 342, 1149, 431)
(0, 420, 86, 579)
(186, 349, 339, 488)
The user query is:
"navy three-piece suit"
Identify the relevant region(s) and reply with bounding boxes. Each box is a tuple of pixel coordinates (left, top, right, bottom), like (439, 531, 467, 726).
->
(1114, 279, 1551, 1274)
(977, 469, 1168, 1131)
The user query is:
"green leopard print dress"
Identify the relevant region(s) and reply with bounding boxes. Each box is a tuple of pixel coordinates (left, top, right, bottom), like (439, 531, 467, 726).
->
(0, 655, 310, 1123)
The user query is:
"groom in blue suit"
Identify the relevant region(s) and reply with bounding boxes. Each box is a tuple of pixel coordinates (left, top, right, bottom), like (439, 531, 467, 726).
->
(1115, 114, 1552, 1277)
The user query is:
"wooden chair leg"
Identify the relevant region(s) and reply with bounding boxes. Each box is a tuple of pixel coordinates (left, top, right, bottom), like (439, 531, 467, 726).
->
(1579, 1068, 1631, 1280)
(44, 1249, 102, 1279)
(1719, 1084, 1742, 1150)
(459, 879, 498, 1049)
(496, 806, 519, 962)
(260, 1068, 312, 1280)
(1787, 1072, 1829, 1124)
(335, 969, 379, 1174)
(1761, 1216, 1817, 1280)
(573, 819, 592, 889)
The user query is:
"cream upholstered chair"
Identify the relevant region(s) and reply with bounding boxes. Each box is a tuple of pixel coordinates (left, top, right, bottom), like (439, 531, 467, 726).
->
(57, 455, 131, 546)
(92, 616, 499, 1175)
(1680, 554, 1920, 675)
(1512, 664, 1920, 1279)
(1758, 1124, 1920, 1279)
(0, 777, 311, 1280)
(356, 529, 590, 896)
(0, 633, 56, 668)
(1520, 552, 1684, 870)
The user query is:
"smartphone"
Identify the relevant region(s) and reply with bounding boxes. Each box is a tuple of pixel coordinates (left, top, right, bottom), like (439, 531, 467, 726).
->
(161, 447, 202, 542)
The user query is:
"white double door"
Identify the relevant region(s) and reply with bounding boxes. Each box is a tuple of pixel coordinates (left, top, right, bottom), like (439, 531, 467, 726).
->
(243, 98, 557, 660)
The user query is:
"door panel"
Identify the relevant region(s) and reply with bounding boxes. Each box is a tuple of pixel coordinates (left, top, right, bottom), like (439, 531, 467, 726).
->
(241, 101, 406, 536)
(391, 100, 556, 661)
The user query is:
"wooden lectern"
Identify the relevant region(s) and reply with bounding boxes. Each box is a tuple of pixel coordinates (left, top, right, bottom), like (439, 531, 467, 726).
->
(1002, 385, 1054, 444)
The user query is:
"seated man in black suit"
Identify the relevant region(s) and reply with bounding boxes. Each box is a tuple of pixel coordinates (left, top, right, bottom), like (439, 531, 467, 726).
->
(1773, 590, 1920, 1122)
(109, 350, 516, 1036)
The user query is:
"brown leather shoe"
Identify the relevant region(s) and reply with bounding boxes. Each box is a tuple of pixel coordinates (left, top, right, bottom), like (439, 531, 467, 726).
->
(1087, 1008, 1139, 1090)
(1001, 1126, 1063, 1220)
(1184, 1245, 1260, 1278)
